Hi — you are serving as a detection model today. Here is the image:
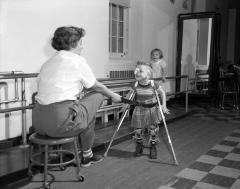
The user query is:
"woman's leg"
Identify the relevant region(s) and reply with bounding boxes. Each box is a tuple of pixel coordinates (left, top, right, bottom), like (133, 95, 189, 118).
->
(78, 91, 104, 151)
(77, 92, 104, 167)
(79, 91, 104, 125)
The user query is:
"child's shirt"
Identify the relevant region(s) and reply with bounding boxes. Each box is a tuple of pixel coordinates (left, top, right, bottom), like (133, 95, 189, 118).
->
(133, 81, 160, 104)
(150, 59, 167, 79)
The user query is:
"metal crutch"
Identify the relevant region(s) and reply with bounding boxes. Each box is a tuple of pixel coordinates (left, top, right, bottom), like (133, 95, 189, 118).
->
(154, 88, 179, 165)
(104, 91, 135, 157)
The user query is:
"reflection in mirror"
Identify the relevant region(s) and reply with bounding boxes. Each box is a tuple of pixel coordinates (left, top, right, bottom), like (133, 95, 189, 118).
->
(176, 12, 220, 98)
(181, 18, 212, 94)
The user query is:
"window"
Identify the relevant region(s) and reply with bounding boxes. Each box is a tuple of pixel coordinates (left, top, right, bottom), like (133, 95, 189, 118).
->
(109, 3, 129, 58)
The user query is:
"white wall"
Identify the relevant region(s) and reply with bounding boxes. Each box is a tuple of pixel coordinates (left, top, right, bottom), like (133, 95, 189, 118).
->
(0, 0, 109, 140)
(0, 0, 109, 77)
(0, 0, 192, 140)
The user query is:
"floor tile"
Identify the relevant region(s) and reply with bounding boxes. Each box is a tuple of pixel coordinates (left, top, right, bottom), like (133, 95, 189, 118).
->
(193, 182, 228, 189)
(189, 161, 215, 172)
(230, 179, 240, 189)
(225, 153, 240, 162)
(165, 176, 179, 187)
(176, 168, 208, 181)
(224, 136, 240, 143)
(214, 118, 229, 122)
(219, 140, 239, 147)
(201, 116, 214, 120)
(196, 155, 223, 165)
(229, 119, 240, 124)
(212, 144, 234, 152)
(171, 177, 197, 189)
(230, 133, 240, 138)
(157, 186, 175, 189)
(210, 165, 240, 178)
(233, 129, 240, 134)
(232, 148, 240, 154)
(206, 150, 228, 158)
(219, 159, 240, 170)
(201, 173, 236, 188)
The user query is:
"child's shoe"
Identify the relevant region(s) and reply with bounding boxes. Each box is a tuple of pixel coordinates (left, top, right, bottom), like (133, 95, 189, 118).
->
(134, 141, 143, 157)
(149, 142, 157, 159)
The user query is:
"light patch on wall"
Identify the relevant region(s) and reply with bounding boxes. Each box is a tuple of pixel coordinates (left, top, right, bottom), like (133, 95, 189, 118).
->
(182, 0, 190, 10)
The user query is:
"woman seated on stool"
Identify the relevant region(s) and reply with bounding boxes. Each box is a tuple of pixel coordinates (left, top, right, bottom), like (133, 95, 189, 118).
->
(33, 26, 121, 167)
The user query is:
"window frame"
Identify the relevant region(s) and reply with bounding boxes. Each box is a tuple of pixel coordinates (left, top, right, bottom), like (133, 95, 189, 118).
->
(109, 3, 129, 59)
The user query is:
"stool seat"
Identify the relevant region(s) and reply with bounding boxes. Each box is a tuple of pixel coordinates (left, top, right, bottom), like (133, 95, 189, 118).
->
(28, 132, 84, 189)
(29, 133, 75, 145)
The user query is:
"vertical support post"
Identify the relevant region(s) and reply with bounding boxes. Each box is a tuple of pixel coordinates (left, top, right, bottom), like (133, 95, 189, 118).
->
(185, 75, 189, 112)
(21, 78, 28, 146)
(14, 78, 19, 100)
(0, 82, 11, 138)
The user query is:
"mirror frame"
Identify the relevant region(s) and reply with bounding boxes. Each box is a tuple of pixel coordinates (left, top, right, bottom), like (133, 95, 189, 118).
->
(176, 12, 221, 98)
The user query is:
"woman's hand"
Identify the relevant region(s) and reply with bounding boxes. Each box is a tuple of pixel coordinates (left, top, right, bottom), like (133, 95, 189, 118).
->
(120, 103, 130, 113)
(91, 81, 122, 103)
(111, 93, 122, 103)
(161, 106, 170, 114)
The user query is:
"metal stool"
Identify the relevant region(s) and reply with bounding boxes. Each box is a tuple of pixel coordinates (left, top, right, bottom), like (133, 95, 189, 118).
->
(28, 133, 84, 189)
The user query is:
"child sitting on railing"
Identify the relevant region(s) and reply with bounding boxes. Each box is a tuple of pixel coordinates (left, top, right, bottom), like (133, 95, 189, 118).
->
(122, 61, 170, 159)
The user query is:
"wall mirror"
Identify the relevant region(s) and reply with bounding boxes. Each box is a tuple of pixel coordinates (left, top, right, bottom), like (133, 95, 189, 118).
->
(176, 12, 220, 97)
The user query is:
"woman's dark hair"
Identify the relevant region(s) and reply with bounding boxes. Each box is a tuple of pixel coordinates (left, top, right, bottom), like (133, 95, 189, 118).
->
(150, 48, 163, 58)
(51, 26, 85, 51)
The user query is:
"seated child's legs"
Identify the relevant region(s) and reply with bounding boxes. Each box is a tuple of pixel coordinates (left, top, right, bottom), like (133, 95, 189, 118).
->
(148, 125, 159, 159)
(133, 128, 144, 157)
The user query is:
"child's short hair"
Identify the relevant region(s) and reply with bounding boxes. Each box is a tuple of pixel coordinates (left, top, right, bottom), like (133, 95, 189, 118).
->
(136, 60, 153, 78)
(136, 60, 150, 67)
(150, 48, 163, 58)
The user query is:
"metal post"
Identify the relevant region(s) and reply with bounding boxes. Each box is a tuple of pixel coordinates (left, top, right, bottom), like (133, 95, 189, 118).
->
(185, 76, 189, 112)
(21, 78, 28, 147)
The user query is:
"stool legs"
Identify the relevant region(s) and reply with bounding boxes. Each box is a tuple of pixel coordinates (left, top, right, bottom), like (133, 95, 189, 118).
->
(73, 138, 84, 181)
(59, 145, 66, 171)
(28, 134, 84, 188)
(43, 145, 50, 189)
(28, 142, 33, 177)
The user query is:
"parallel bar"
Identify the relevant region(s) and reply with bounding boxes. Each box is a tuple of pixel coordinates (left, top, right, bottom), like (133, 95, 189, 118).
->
(0, 73, 190, 147)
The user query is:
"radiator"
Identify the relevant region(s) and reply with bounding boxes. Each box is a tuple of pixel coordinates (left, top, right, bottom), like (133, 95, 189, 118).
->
(109, 70, 134, 78)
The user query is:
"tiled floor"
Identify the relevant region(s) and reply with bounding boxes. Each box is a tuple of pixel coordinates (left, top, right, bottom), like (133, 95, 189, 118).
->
(159, 129, 240, 189)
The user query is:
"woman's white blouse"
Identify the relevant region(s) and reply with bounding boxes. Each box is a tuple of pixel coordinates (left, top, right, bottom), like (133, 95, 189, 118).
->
(36, 50, 96, 105)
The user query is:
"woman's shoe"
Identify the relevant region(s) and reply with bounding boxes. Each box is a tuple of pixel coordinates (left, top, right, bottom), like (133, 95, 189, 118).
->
(81, 154, 103, 167)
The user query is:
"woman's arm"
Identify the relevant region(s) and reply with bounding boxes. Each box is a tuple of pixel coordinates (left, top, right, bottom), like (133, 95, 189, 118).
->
(90, 80, 121, 103)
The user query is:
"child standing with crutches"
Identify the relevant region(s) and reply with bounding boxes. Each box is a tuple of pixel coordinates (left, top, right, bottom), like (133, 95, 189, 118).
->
(124, 61, 170, 159)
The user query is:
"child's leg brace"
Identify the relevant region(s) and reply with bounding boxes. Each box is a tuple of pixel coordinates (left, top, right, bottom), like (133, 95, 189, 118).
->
(149, 125, 159, 144)
(133, 128, 144, 142)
